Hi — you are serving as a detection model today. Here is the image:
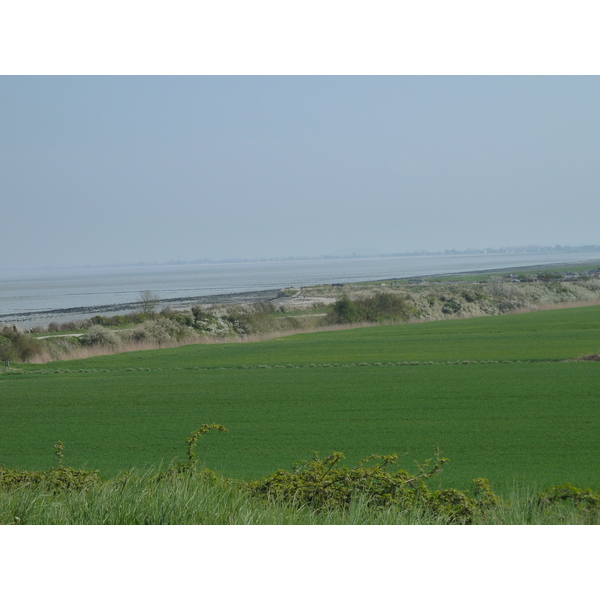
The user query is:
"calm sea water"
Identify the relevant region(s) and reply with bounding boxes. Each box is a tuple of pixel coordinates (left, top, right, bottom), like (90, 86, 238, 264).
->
(2, 251, 600, 327)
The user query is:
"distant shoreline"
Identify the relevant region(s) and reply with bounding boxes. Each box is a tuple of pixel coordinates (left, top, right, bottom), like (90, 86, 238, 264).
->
(3, 258, 599, 329)
(381, 258, 600, 281)
(2, 245, 600, 274)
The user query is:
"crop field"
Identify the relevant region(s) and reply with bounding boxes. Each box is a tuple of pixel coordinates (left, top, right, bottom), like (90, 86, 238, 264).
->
(1, 305, 599, 494)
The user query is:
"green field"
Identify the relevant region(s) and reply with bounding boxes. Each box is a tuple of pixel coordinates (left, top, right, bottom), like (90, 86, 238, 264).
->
(2, 305, 599, 493)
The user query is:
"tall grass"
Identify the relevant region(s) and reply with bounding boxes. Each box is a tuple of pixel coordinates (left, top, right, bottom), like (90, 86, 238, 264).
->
(1, 467, 596, 525)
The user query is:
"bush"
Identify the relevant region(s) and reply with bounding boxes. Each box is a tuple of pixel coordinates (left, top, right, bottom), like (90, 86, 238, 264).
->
(60, 320, 88, 331)
(190, 307, 235, 336)
(461, 289, 487, 303)
(246, 450, 500, 523)
(0, 466, 102, 492)
(326, 293, 416, 324)
(488, 280, 526, 312)
(358, 292, 416, 322)
(225, 303, 274, 334)
(103, 315, 127, 327)
(0, 325, 43, 362)
(329, 296, 359, 324)
(128, 317, 190, 345)
(170, 312, 195, 327)
(538, 483, 600, 511)
(0, 335, 12, 361)
(442, 298, 462, 314)
(80, 325, 122, 347)
(90, 315, 110, 326)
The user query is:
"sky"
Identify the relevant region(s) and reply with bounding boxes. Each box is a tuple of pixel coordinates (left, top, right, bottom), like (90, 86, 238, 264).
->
(1, 75, 600, 269)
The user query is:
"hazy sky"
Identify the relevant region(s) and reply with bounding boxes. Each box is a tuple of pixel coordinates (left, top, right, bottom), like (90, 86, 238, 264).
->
(2, 76, 599, 269)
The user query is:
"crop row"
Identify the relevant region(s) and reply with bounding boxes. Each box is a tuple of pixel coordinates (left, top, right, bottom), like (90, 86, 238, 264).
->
(4, 357, 569, 377)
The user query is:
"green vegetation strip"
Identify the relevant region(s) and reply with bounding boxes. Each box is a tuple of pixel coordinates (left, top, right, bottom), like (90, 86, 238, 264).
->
(3, 465, 597, 525)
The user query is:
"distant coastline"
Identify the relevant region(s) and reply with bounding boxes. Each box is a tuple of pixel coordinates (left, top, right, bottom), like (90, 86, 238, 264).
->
(2, 244, 600, 274)
(3, 254, 600, 329)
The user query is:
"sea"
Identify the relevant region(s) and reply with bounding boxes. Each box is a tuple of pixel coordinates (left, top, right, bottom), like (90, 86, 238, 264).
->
(2, 251, 600, 328)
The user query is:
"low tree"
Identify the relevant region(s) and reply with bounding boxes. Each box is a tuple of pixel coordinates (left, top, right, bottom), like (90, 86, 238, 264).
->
(138, 290, 161, 316)
(329, 296, 359, 324)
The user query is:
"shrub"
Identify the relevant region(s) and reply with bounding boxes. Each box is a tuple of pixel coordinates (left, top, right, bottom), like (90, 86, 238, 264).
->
(0, 441, 102, 492)
(442, 298, 462, 314)
(488, 280, 526, 312)
(538, 483, 600, 511)
(246, 450, 500, 523)
(0, 325, 43, 361)
(191, 305, 212, 322)
(326, 293, 416, 324)
(0, 335, 12, 361)
(60, 320, 88, 331)
(0, 466, 102, 492)
(90, 315, 109, 326)
(128, 312, 152, 324)
(328, 296, 359, 324)
(170, 312, 195, 327)
(190, 307, 235, 336)
(80, 325, 122, 347)
(128, 318, 189, 345)
(461, 289, 487, 303)
(222, 303, 277, 334)
(357, 292, 416, 322)
(253, 300, 276, 315)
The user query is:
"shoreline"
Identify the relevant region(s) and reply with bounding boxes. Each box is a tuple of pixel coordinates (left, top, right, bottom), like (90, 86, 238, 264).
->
(0, 289, 283, 328)
(3, 259, 599, 329)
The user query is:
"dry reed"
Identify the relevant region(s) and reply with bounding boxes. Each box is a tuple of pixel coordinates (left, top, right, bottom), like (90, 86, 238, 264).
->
(28, 322, 377, 364)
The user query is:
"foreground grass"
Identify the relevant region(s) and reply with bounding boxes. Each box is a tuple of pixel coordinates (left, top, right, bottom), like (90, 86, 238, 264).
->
(1, 467, 596, 525)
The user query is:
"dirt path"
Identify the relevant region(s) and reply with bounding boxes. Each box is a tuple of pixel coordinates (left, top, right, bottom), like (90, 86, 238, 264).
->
(35, 333, 85, 339)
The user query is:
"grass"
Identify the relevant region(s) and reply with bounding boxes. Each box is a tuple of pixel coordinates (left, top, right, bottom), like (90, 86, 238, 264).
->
(1, 467, 596, 525)
(2, 304, 599, 499)
(2, 361, 597, 492)
(24, 302, 600, 369)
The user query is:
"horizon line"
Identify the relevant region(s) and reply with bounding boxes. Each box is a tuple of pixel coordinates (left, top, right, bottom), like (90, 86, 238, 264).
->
(2, 243, 600, 273)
